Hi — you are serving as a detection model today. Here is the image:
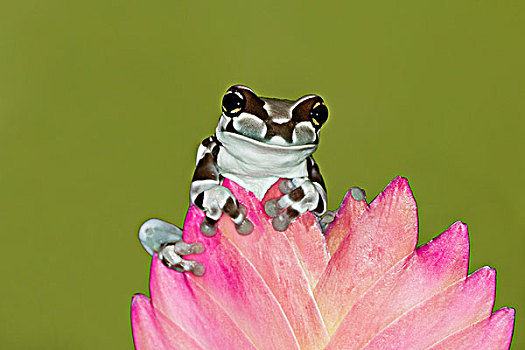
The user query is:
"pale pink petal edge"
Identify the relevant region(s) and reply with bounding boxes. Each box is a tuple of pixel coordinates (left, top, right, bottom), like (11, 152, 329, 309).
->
(428, 307, 515, 350)
(131, 294, 203, 350)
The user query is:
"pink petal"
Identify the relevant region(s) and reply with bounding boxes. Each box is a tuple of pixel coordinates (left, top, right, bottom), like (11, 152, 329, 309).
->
(324, 188, 369, 256)
(183, 205, 301, 350)
(283, 212, 330, 287)
(326, 221, 470, 349)
(194, 179, 329, 349)
(284, 212, 330, 287)
(149, 257, 257, 350)
(362, 266, 496, 349)
(315, 176, 418, 334)
(428, 307, 515, 350)
(262, 180, 330, 287)
(131, 294, 202, 350)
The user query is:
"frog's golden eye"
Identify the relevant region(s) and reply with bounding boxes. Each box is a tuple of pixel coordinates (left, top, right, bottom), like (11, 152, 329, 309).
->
(309, 100, 328, 129)
(222, 89, 246, 118)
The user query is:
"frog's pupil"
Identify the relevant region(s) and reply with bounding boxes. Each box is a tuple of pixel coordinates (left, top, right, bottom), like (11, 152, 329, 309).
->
(310, 103, 328, 127)
(222, 92, 245, 117)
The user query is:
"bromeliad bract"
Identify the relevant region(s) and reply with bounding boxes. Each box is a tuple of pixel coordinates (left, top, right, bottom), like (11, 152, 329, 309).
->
(131, 177, 515, 349)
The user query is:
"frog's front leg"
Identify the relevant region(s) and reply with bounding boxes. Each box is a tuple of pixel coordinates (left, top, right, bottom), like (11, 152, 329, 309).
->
(190, 136, 254, 236)
(265, 157, 328, 231)
(139, 219, 205, 276)
(195, 184, 254, 236)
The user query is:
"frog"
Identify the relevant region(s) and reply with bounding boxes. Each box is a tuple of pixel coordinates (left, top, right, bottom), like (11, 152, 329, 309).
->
(139, 85, 330, 276)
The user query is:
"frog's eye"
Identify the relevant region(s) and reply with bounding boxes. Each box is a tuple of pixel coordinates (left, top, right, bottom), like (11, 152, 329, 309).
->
(222, 89, 246, 118)
(309, 100, 328, 129)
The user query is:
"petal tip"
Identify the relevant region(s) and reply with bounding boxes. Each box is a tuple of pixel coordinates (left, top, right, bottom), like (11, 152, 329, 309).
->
(425, 221, 470, 254)
(500, 307, 516, 319)
(451, 220, 468, 231)
(131, 293, 149, 310)
(374, 176, 417, 209)
(478, 265, 497, 277)
(490, 307, 516, 347)
(416, 221, 470, 278)
(390, 176, 411, 193)
(393, 175, 409, 184)
(474, 266, 497, 295)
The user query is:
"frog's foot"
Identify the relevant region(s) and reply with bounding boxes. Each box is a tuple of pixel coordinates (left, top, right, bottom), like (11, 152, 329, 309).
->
(139, 218, 205, 276)
(265, 178, 321, 232)
(350, 186, 367, 201)
(158, 242, 205, 276)
(200, 186, 253, 237)
(319, 210, 337, 232)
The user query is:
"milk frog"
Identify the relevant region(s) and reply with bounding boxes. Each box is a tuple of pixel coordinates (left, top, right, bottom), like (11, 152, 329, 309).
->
(139, 85, 329, 275)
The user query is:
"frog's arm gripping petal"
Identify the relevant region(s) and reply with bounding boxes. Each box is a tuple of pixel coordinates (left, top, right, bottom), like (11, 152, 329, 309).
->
(190, 135, 253, 236)
(265, 156, 328, 231)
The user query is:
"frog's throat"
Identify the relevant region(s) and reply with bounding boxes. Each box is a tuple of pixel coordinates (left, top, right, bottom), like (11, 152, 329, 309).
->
(215, 130, 317, 199)
(215, 130, 318, 173)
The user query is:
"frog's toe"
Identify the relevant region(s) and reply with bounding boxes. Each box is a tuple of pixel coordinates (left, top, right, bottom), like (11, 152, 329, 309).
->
(278, 179, 295, 194)
(264, 198, 283, 218)
(235, 218, 254, 235)
(158, 242, 206, 276)
(177, 258, 205, 276)
(173, 240, 204, 255)
(200, 216, 218, 237)
(320, 210, 337, 225)
(220, 198, 252, 235)
(272, 214, 291, 231)
(178, 257, 206, 276)
(234, 204, 253, 235)
(272, 208, 299, 232)
(319, 210, 337, 232)
(350, 187, 366, 201)
(189, 262, 206, 277)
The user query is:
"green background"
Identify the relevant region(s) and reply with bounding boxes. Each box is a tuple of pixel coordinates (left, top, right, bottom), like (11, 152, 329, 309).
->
(1, 1, 523, 348)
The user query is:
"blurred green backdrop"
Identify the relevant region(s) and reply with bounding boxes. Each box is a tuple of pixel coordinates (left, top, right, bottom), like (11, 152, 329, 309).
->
(1, 1, 523, 349)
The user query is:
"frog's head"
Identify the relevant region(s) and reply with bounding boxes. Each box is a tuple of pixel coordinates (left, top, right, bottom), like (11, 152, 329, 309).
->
(216, 85, 328, 147)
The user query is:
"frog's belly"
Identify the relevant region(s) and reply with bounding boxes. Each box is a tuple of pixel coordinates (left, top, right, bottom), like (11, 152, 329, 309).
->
(219, 173, 281, 200)
(216, 147, 309, 199)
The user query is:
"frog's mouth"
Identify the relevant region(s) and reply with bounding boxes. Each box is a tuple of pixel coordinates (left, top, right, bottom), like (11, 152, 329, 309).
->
(216, 130, 318, 173)
(217, 129, 318, 151)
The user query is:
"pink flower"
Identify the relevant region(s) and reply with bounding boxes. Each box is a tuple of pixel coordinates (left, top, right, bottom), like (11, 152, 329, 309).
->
(131, 177, 515, 349)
